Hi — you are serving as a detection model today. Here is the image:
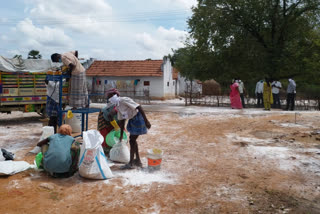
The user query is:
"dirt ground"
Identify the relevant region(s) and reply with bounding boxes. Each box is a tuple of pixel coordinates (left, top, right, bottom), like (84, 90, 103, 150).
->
(0, 105, 320, 214)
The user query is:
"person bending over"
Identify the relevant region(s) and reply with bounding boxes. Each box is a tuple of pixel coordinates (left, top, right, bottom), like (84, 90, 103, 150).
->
(105, 88, 151, 169)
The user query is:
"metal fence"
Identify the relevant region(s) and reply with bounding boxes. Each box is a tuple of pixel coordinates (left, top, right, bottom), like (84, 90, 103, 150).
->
(89, 89, 150, 104)
(184, 92, 320, 110)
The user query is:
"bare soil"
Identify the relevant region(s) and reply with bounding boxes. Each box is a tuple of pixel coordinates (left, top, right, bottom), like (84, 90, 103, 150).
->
(0, 107, 319, 214)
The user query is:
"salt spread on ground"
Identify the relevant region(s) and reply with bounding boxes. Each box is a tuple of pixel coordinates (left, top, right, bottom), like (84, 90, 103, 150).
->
(111, 170, 176, 186)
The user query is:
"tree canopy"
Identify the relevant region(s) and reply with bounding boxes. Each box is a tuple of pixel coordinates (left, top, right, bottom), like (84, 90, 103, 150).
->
(171, 0, 320, 88)
(27, 50, 42, 59)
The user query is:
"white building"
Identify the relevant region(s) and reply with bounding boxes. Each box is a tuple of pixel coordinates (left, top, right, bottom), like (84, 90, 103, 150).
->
(177, 72, 202, 95)
(86, 58, 178, 99)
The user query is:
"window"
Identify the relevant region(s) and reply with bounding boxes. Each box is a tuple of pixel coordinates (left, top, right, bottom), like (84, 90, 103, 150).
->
(144, 81, 150, 86)
(167, 82, 169, 87)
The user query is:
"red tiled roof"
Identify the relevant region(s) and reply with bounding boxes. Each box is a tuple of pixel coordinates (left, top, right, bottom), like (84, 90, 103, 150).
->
(86, 60, 163, 77)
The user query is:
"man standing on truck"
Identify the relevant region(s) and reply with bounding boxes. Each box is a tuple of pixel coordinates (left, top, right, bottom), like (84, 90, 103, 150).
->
(51, 51, 88, 109)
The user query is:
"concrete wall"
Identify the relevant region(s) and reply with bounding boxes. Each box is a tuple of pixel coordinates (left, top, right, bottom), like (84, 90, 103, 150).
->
(178, 74, 202, 95)
(87, 76, 164, 98)
(162, 58, 176, 99)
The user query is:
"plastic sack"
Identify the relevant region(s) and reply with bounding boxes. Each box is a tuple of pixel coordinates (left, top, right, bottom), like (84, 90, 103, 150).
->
(0, 151, 5, 161)
(109, 140, 130, 163)
(1, 149, 14, 160)
(35, 152, 43, 169)
(0, 161, 33, 176)
(106, 130, 128, 147)
(29, 126, 54, 154)
(79, 130, 113, 180)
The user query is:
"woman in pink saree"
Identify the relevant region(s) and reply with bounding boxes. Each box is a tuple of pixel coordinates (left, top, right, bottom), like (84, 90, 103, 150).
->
(230, 80, 243, 109)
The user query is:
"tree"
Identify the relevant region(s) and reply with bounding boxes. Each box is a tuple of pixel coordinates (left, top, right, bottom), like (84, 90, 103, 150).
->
(27, 50, 42, 59)
(13, 55, 22, 59)
(186, 0, 320, 83)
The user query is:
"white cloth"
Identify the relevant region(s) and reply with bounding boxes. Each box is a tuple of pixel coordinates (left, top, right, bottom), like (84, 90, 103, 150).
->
(109, 94, 120, 106)
(255, 81, 264, 94)
(46, 81, 61, 103)
(271, 81, 282, 94)
(238, 81, 244, 94)
(116, 97, 139, 120)
(0, 56, 60, 73)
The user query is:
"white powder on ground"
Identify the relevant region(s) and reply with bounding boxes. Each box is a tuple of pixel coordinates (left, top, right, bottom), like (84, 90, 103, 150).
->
(226, 134, 274, 145)
(247, 145, 320, 173)
(278, 123, 310, 128)
(110, 169, 176, 186)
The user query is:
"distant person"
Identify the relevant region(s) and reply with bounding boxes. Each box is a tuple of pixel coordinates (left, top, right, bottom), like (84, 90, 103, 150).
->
(255, 80, 264, 107)
(229, 79, 242, 109)
(106, 88, 151, 169)
(271, 79, 282, 108)
(45, 77, 64, 133)
(263, 78, 273, 111)
(236, 78, 246, 108)
(37, 124, 79, 178)
(286, 78, 296, 111)
(51, 51, 88, 109)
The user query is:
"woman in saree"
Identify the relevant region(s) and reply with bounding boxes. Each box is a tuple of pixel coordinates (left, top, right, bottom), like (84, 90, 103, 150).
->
(230, 80, 243, 109)
(263, 78, 273, 110)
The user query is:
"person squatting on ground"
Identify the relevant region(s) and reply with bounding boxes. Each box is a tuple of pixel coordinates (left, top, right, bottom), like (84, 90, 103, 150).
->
(229, 79, 243, 109)
(255, 80, 264, 107)
(286, 78, 296, 111)
(37, 124, 80, 178)
(105, 88, 151, 169)
(236, 78, 246, 108)
(51, 51, 88, 109)
(45, 77, 65, 133)
(271, 79, 282, 108)
(263, 78, 273, 111)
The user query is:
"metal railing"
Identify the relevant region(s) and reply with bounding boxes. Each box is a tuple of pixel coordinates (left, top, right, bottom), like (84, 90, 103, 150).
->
(184, 92, 320, 110)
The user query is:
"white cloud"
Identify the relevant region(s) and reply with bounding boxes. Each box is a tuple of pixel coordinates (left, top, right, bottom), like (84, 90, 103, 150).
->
(135, 26, 187, 58)
(1, 0, 192, 59)
(152, 0, 197, 9)
(16, 18, 73, 48)
(1, 35, 8, 41)
(27, 0, 113, 35)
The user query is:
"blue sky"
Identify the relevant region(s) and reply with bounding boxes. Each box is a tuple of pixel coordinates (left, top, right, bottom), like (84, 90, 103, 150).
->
(0, 0, 197, 60)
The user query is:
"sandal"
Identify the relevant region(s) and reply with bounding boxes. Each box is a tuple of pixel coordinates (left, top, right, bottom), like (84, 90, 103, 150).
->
(120, 163, 134, 170)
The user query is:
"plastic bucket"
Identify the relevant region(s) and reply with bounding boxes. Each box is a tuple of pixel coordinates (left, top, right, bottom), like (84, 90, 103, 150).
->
(106, 130, 127, 147)
(147, 149, 163, 171)
(65, 113, 82, 133)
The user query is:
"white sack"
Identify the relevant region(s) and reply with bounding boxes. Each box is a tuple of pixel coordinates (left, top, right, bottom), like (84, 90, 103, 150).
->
(109, 141, 130, 163)
(0, 152, 5, 161)
(0, 161, 33, 176)
(79, 130, 113, 180)
(29, 126, 54, 154)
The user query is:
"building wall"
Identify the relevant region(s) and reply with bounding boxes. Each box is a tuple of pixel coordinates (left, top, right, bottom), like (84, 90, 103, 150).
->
(86, 76, 164, 98)
(162, 58, 176, 98)
(86, 58, 179, 99)
(178, 74, 202, 95)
